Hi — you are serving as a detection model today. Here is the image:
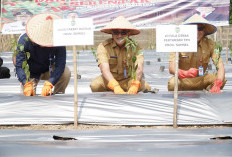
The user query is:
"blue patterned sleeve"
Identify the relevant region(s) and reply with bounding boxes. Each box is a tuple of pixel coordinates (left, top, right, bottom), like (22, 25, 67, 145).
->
(48, 46, 66, 85)
(15, 33, 29, 85)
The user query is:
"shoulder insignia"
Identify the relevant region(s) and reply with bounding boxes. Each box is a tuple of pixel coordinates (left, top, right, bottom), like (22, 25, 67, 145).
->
(102, 38, 113, 46)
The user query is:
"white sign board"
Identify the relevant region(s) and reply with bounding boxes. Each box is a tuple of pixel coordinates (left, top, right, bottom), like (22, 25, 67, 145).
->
(53, 18, 94, 46)
(156, 25, 197, 52)
(1, 21, 26, 34)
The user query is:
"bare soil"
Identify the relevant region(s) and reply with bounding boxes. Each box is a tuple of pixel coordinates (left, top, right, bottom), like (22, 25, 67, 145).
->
(0, 124, 231, 130)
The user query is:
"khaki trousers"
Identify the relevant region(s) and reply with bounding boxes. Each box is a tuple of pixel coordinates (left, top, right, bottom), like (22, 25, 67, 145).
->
(168, 73, 226, 91)
(90, 75, 151, 92)
(21, 66, 71, 95)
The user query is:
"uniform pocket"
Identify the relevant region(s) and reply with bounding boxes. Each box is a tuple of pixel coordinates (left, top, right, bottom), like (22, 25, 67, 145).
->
(179, 57, 190, 63)
(109, 58, 117, 73)
(179, 54, 191, 70)
(179, 53, 191, 62)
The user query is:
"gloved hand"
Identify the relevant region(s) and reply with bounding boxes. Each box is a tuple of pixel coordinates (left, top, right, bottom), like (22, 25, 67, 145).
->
(210, 79, 223, 94)
(23, 81, 35, 96)
(128, 80, 141, 94)
(41, 81, 53, 96)
(178, 68, 199, 79)
(107, 79, 125, 94)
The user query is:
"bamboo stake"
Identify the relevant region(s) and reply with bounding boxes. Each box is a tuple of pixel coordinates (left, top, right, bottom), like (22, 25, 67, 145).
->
(214, 30, 217, 42)
(220, 27, 223, 45)
(226, 27, 230, 64)
(173, 52, 179, 128)
(72, 45, 78, 127)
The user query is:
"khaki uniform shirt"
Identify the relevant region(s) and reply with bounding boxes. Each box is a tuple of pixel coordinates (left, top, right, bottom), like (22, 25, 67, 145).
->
(169, 37, 223, 73)
(97, 38, 144, 81)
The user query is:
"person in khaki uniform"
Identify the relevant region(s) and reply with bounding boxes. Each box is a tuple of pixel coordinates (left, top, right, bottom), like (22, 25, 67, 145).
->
(168, 14, 226, 93)
(90, 16, 150, 94)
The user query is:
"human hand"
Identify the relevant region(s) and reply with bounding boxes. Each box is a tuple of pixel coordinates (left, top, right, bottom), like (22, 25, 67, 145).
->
(178, 68, 199, 79)
(128, 80, 141, 94)
(114, 85, 126, 94)
(12, 55, 16, 67)
(210, 79, 223, 94)
(23, 82, 35, 96)
(41, 81, 53, 96)
(107, 79, 125, 94)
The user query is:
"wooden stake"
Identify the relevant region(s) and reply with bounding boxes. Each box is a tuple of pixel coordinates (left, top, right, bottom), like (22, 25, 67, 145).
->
(173, 52, 179, 128)
(226, 27, 230, 64)
(72, 46, 78, 127)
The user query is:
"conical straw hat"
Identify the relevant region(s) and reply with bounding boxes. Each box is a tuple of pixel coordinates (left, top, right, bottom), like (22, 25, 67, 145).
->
(182, 14, 217, 35)
(101, 16, 140, 35)
(26, 13, 61, 47)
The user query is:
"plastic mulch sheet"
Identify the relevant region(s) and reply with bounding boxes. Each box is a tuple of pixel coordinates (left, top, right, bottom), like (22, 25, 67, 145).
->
(0, 128, 232, 157)
(0, 51, 232, 126)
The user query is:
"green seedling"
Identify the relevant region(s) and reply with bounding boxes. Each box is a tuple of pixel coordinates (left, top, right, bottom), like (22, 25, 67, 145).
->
(124, 37, 141, 80)
(91, 48, 97, 62)
(214, 42, 222, 72)
(10, 37, 30, 83)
